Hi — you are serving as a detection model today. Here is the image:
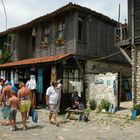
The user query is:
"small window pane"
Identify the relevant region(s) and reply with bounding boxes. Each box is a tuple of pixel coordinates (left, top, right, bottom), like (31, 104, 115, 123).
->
(74, 69, 78, 78)
(45, 28, 50, 35)
(69, 69, 73, 79)
(69, 80, 74, 93)
(63, 69, 68, 78)
(63, 79, 69, 93)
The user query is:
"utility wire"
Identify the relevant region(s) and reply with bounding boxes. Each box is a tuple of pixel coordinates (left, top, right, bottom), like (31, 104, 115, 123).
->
(94, 45, 131, 61)
(1, 0, 7, 30)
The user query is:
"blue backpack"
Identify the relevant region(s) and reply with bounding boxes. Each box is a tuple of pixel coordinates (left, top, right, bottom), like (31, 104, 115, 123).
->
(31, 109, 38, 123)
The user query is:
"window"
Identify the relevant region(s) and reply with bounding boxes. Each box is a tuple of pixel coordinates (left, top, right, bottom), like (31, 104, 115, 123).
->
(32, 28, 36, 50)
(57, 19, 65, 39)
(62, 68, 83, 95)
(44, 26, 51, 43)
(78, 16, 84, 41)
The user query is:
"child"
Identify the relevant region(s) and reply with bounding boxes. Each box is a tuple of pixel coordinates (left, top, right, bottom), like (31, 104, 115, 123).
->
(8, 87, 19, 131)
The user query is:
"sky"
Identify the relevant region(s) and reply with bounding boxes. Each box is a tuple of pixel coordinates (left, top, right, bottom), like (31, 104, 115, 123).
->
(0, 0, 127, 32)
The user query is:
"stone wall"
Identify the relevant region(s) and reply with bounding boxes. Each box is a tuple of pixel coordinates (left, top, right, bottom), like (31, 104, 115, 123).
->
(84, 60, 131, 106)
(89, 73, 118, 111)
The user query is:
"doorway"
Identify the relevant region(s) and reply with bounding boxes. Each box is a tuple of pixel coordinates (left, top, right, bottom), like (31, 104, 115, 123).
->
(42, 65, 51, 105)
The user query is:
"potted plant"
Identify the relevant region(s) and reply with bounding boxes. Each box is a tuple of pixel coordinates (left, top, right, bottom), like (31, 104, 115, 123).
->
(55, 37, 64, 45)
(40, 41, 48, 49)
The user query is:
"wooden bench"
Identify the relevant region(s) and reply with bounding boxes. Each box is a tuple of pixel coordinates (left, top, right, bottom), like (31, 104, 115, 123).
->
(65, 108, 88, 121)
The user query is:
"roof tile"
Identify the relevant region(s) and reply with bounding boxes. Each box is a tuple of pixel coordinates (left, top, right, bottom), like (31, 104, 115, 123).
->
(0, 53, 73, 68)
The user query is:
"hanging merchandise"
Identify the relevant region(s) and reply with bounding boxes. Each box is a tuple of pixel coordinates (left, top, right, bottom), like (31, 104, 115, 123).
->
(29, 75, 37, 90)
(14, 70, 18, 84)
(37, 68, 43, 94)
(0, 70, 4, 80)
(10, 71, 14, 86)
(3, 70, 6, 80)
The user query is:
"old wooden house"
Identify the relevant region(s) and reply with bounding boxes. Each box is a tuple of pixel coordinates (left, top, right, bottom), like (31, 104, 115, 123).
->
(115, 0, 140, 105)
(0, 3, 131, 111)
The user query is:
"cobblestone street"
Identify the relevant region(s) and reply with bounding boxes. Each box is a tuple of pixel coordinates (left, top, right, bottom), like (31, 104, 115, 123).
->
(0, 107, 140, 140)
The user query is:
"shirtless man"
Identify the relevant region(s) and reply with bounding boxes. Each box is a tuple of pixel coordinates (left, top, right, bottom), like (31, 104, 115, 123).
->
(0, 81, 12, 125)
(0, 81, 12, 106)
(8, 89, 19, 131)
(17, 82, 32, 130)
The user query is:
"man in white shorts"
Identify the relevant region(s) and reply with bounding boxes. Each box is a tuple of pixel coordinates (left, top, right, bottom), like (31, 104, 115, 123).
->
(46, 81, 59, 127)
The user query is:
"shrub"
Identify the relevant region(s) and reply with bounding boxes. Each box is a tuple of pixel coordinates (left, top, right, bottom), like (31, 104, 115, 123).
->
(98, 99, 111, 112)
(89, 99, 96, 110)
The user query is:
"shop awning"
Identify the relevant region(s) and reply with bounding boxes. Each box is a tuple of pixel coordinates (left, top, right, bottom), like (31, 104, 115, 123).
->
(0, 53, 73, 68)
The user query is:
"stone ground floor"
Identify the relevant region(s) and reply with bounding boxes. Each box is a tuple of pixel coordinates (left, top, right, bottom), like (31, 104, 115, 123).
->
(0, 101, 139, 140)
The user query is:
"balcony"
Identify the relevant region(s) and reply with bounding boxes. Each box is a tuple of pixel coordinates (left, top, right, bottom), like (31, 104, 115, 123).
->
(115, 24, 130, 48)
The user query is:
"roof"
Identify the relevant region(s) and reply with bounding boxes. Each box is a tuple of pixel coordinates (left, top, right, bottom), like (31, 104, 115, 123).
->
(0, 2, 117, 36)
(0, 53, 73, 68)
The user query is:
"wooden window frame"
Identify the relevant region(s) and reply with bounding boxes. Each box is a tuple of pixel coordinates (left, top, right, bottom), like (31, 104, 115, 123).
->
(78, 16, 85, 42)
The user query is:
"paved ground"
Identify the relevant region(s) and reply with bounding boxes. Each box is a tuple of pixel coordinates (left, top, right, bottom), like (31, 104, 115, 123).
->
(0, 102, 140, 140)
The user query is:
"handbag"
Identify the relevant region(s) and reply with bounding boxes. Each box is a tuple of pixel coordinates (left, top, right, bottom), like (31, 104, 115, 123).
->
(31, 109, 38, 123)
(1, 105, 10, 119)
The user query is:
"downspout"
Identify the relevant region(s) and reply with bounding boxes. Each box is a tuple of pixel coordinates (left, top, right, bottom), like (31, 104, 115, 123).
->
(131, 0, 137, 104)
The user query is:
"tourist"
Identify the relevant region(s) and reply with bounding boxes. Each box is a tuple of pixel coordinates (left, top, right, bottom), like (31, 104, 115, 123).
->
(46, 81, 59, 127)
(17, 82, 32, 130)
(8, 87, 19, 131)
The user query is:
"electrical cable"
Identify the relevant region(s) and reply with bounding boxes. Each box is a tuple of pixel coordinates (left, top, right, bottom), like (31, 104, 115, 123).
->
(94, 45, 131, 61)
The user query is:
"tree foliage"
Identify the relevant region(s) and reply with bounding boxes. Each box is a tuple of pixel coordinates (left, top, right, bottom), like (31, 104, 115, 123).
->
(0, 33, 15, 64)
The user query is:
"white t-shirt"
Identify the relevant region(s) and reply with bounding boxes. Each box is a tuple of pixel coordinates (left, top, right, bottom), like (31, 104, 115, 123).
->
(46, 86, 58, 105)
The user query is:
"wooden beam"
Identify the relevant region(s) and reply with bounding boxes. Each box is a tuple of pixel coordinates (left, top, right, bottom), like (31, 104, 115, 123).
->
(118, 46, 132, 65)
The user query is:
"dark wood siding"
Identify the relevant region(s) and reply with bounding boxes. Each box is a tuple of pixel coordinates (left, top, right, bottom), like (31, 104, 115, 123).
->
(34, 11, 76, 57)
(134, 0, 140, 38)
(75, 11, 128, 63)
(15, 29, 33, 60)
(128, 0, 140, 41)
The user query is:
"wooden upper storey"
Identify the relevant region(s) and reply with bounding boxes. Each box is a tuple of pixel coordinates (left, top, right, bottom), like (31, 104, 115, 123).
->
(0, 3, 127, 64)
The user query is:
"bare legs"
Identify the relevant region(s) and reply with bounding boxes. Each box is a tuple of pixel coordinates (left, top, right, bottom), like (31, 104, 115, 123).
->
(48, 112, 59, 127)
(9, 119, 16, 130)
(21, 112, 27, 130)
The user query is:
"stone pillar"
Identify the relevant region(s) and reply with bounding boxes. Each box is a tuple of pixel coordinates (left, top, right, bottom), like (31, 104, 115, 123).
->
(137, 47, 140, 104)
(132, 46, 140, 103)
(132, 46, 140, 104)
